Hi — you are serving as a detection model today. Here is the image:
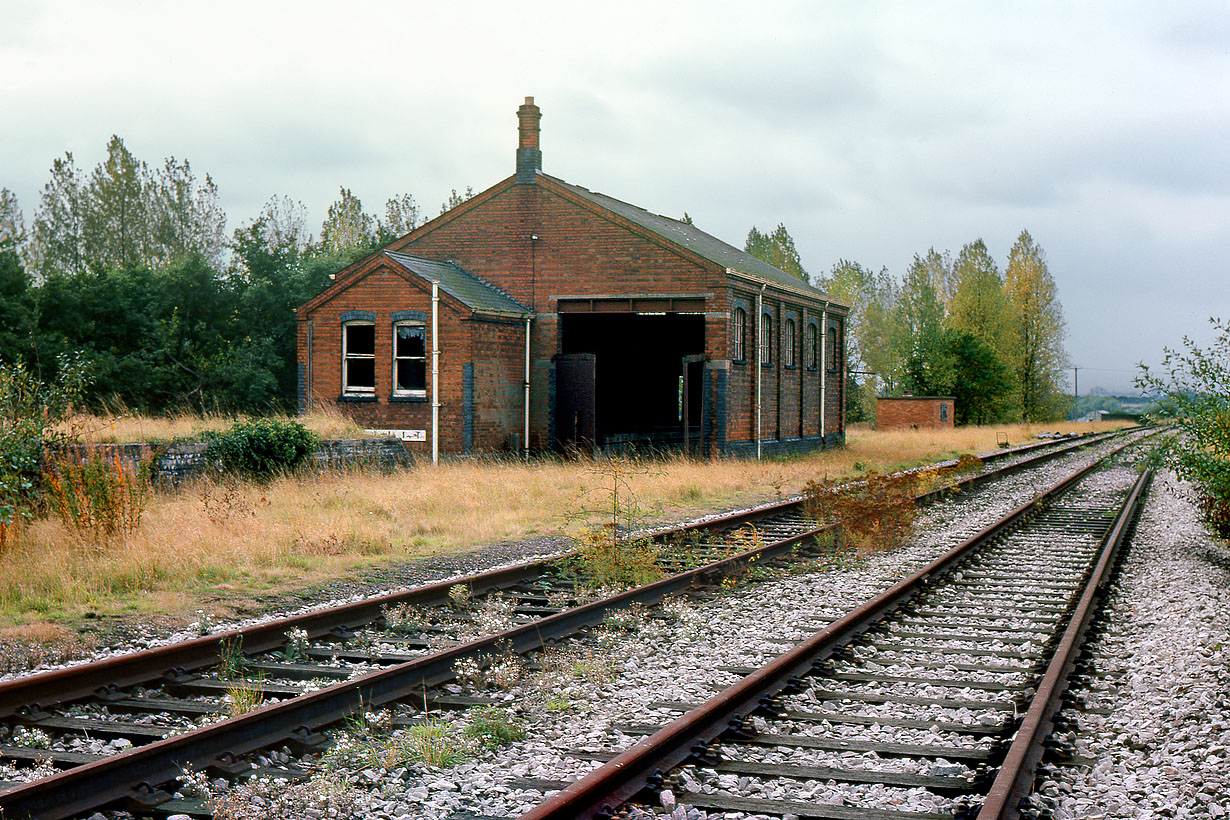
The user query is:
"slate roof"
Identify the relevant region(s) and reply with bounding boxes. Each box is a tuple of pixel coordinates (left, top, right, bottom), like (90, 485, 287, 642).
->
(384, 251, 532, 318)
(544, 174, 841, 304)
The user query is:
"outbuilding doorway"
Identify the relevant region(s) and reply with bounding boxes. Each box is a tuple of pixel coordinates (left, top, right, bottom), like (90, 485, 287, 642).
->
(557, 312, 705, 452)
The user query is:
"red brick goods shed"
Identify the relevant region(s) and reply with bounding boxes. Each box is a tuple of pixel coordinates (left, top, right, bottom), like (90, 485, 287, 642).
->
(297, 98, 848, 459)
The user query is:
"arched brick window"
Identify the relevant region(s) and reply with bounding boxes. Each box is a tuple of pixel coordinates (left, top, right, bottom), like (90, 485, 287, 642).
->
(732, 307, 747, 361)
(783, 318, 796, 367)
(760, 313, 773, 365)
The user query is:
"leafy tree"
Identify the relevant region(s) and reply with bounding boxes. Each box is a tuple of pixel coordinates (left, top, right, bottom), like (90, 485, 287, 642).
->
(948, 240, 1011, 354)
(896, 252, 952, 396)
(319, 187, 376, 257)
(148, 157, 227, 266)
(377, 193, 421, 244)
(0, 246, 36, 364)
(0, 188, 25, 248)
(819, 259, 903, 404)
(1004, 230, 1067, 420)
(745, 223, 808, 283)
(945, 329, 1014, 425)
(83, 135, 150, 272)
(29, 152, 87, 277)
(439, 186, 475, 215)
(1137, 318, 1230, 536)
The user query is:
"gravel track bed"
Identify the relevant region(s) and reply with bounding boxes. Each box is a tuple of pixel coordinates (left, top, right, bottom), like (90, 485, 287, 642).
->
(0, 438, 1145, 818)
(144, 444, 1127, 819)
(1034, 470, 1230, 820)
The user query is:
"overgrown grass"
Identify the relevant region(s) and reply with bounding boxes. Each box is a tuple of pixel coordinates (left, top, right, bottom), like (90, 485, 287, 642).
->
(57, 404, 369, 444)
(0, 420, 1130, 630)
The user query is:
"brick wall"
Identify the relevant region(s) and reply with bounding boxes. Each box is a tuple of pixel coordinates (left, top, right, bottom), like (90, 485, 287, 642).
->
(298, 262, 527, 455)
(876, 397, 956, 430)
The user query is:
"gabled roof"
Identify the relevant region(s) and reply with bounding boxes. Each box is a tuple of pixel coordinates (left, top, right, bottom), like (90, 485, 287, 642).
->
(543, 174, 842, 305)
(384, 251, 532, 318)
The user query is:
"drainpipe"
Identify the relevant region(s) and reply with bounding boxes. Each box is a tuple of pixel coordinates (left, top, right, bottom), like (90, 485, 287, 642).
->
(431, 280, 440, 465)
(819, 301, 828, 446)
(524, 316, 531, 459)
(756, 284, 766, 460)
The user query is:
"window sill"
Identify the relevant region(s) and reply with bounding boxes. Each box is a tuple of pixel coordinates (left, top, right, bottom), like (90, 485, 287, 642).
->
(338, 393, 377, 402)
(784, 365, 798, 371)
(390, 394, 429, 403)
(732, 358, 748, 365)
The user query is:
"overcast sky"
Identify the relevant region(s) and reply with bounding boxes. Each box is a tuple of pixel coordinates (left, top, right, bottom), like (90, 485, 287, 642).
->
(3, 0, 1227, 395)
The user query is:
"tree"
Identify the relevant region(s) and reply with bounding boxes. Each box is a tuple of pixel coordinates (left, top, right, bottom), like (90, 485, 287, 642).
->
(896, 252, 952, 396)
(28, 152, 86, 277)
(0, 246, 36, 364)
(439, 186, 475, 215)
(1004, 230, 1067, 421)
(0, 188, 24, 248)
(945, 329, 1014, 425)
(82, 135, 150, 271)
(819, 259, 903, 409)
(948, 239, 1010, 353)
(377, 193, 421, 244)
(148, 157, 227, 266)
(318, 187, 376, 257)
(1137, 318, 1230, 536)
(745, 224, 808, 283)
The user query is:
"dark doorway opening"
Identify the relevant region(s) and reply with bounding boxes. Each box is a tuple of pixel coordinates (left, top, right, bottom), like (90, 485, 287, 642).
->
(559, 312, 705, 450)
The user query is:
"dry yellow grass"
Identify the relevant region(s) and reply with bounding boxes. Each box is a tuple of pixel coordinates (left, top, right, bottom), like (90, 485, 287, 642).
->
(58, 404, 369, 443)
(0, 420, 1131, 628)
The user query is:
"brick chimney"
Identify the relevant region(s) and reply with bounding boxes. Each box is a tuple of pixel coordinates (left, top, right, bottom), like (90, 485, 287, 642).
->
(516, 96, 541, 184)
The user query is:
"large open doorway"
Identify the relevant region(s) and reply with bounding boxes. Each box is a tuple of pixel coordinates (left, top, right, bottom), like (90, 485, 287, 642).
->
(558, 312, 705, 451)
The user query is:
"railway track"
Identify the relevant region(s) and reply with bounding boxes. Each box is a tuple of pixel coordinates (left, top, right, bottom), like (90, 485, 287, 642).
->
(517, 455, 1151, 820)
(0, 429, 1147, 819)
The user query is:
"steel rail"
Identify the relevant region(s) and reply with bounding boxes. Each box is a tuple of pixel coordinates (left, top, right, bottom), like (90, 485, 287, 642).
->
(0, 508, 846, 818)
(974, 468, 1153, 820)
(0, 429, 1141, 818)
(0, 429, 1129, 722)
(515, 452, 1120, 820)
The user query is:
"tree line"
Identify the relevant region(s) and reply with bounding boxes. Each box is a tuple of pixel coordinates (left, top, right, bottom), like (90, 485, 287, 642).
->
(816, 235, 1069, 424)
(2, 135, 1068, 423)
(0, 136, 470, 414)
(740, 224, 1070, 424)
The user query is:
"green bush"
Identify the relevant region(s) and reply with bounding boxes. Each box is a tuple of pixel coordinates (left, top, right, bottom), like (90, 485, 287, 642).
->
(203, 418, 317, 480)
(1137, 318, 1230, 537)
(0, 353, 88, 548)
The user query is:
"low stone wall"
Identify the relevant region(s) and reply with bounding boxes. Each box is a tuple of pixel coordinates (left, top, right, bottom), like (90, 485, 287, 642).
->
(62, 438, 412, 488)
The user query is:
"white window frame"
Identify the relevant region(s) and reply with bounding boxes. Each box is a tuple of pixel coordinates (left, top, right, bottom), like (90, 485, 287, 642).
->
(760, 313, 773, 365)
(342, 321, 376, 394)
(732, 307, 747, 362)
(783, 318, 796, 368)
(393, 321, 428, 397)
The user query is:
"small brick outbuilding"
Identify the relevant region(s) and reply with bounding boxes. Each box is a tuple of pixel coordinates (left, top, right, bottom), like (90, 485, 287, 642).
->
(875, 396, 956, 430)
(297, 98, 849, 459)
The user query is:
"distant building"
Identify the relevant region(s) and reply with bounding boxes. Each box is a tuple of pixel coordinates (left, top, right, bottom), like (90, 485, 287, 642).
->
(876, 396, 956, 430)
(297, 98, 849, 458)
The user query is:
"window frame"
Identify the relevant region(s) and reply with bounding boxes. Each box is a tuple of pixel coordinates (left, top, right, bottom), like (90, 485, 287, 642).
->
(806, 322, 819, 370)
(732, 307, 747, 363)
(783, 317, 796, 368)
(760, 312, 773, 366)
(392, 320, 428, 398)
(826, 325, 840, 373)
(342, 321, 377, 395)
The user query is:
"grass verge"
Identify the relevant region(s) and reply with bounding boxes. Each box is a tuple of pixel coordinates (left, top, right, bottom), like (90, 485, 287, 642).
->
(0, 421, 1130, 635)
